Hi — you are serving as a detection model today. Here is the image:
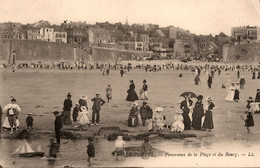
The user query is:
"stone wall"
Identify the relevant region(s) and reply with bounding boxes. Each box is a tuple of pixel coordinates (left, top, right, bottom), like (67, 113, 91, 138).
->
(0, 39, 152, 64)
(226, 43, 260, 63)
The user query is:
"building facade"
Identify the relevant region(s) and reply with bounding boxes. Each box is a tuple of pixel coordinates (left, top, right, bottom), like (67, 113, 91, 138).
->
(169, 27, 195, 57)
(88, 28, 111, 44)
(54, 28, 67, 43)
(0, 22, 22, 39)
(231, 26, 257, 43)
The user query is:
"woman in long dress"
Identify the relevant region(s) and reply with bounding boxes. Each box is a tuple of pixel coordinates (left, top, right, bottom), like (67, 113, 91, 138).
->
(180, 94, 193, 130)
(202, 97, 215, 131)
(77, 106, 90, 126)
(233, 82, 240, 102)
(126, 80, 139, 101)
(171, 109, 184, 133)
(192, 95, 204, 130)
(128, 102, 139, 127)
(225, 82, 236, 101)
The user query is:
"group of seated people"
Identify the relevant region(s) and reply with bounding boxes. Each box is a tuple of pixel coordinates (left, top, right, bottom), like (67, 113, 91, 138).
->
(127, 101, 184, 133)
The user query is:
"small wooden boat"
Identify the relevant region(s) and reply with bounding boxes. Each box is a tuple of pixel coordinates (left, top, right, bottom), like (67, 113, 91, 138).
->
(12, 140, 44, 157)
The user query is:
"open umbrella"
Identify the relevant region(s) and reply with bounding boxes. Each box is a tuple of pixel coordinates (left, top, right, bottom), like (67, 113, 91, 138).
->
(180, 92, 197, 98)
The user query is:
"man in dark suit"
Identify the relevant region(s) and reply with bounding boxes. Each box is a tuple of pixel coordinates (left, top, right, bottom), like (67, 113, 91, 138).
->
(53, 111, 63, 144)
(140, 102, 153, 127)
(91, 93, 105, 126)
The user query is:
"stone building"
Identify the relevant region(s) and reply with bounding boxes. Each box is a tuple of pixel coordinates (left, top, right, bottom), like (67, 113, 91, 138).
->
(169, 27, 195, 57)
(88, 28, 111, 44)
(54, 27, 67, 43)
(27, 28, 40, 40)
(0, 22, 22, 39)
(231, 26, 257, 43)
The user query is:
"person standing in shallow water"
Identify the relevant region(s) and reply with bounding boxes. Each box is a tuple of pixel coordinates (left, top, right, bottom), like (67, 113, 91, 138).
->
(180, 94, 193, 130)
(192, 95, 204, 130)
(62, 93, 72, 125)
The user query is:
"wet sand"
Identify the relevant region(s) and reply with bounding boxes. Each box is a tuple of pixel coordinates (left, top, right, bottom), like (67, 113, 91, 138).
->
(0, 66, 259, 167)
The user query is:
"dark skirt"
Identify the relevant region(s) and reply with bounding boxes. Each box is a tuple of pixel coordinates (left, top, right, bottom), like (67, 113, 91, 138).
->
(245, 117, 254, 127)
(182, 112, 191, 130)
(63, 110, 72, 125)
(128, 115, 138, 127)
(126, 89, 139, 101)
(234, 90, 240, 100)
(72, 112, 78, 122)
(202, 111, 214, 129)
(192, 117, 202, 130)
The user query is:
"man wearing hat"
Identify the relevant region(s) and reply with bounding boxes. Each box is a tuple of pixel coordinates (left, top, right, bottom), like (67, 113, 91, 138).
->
(140, 102, 153, 127)
(53, 111, 63, 144)
(62, 93, 72, 125)
(91, 93, 105, 126)
(3, 97, 21, 134)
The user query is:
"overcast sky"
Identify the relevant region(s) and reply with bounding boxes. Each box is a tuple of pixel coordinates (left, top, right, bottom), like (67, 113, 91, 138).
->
(0, 0, 260, 35)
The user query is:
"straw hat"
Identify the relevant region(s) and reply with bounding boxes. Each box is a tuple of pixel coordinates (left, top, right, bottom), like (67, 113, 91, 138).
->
(75, 102, 80, 106)
(176, 109, 183, 114)
(133, 101, 138, 106)
(155, 107, 163, 112)
(81, 106, 87, 111)
(206, 97, 213, 102)
(81, 95, 88, 99)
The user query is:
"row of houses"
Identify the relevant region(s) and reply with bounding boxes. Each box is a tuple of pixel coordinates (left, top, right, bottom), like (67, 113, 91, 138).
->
(0, 20, 236, 59)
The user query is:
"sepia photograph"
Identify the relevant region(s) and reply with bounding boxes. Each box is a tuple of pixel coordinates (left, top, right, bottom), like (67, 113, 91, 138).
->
(0, 0, 260, 167)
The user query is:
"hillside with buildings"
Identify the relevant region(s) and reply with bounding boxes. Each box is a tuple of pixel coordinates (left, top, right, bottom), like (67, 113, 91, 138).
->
(0, 20, 260, 63)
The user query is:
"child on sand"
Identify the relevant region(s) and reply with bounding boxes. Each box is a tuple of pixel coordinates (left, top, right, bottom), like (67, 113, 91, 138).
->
(26, 113, 33, 132)
(114, 135, 126, 159)
(87, 137, 95, 166)
(49, 138, 59, 158)
(244, 111, 254, 133)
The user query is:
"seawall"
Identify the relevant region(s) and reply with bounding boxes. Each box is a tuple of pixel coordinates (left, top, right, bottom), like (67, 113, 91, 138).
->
(0, 39, 152, 64)
(225, 43, 260, 63)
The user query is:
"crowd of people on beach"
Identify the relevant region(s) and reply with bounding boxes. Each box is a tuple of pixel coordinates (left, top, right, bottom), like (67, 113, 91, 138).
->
(0, 61, 260, 166)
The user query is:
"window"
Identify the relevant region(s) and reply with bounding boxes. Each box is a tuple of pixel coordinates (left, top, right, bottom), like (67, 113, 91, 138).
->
(56, 34, 59, 37)
(63, 34, 65, 38)
(46, 29, 48, 32)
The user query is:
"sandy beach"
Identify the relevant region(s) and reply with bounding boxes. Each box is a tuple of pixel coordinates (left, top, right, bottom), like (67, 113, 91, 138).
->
(0, 64, 259, 167)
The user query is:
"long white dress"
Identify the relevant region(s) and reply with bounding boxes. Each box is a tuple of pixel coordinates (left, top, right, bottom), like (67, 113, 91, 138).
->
(171, 114, 184, 133)
(2, 116, 20, 129)
(3, 103, 21, 129)
(225, 86, 236, 101)
(77, 110, 90, 125)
